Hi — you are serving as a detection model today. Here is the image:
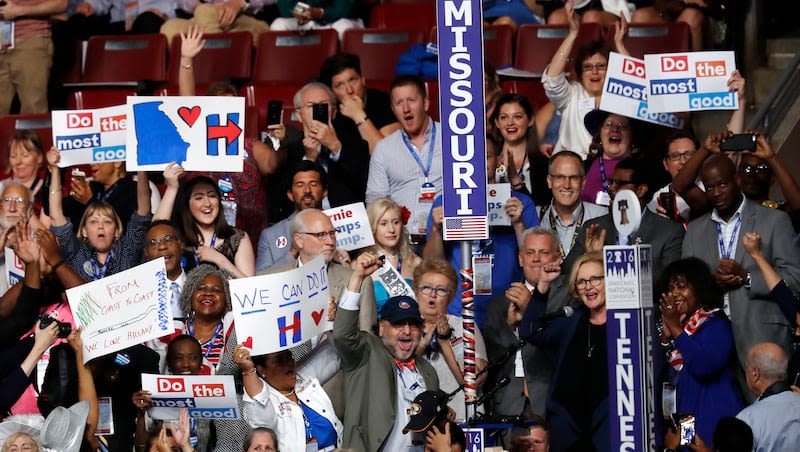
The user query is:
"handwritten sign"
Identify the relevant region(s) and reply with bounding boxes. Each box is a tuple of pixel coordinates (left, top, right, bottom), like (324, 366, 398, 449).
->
(600, 52, 684, 129)
(141, 373, 239, 420)
(644, 51, 737, 113)
(323, 202, 374, 251)
(67, 258, 174, 363)
(487, 183, 511, 227)
(5, 247, 24, 288)
(374, 263, 413, 299)
(51, 104, 128, 167)
(230, 255, 331, 356)
(126, 96, 245, 172)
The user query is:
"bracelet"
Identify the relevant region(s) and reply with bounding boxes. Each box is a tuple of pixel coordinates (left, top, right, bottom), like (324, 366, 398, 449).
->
(242, 368, 257, 376)
(52, 260, 65, 271)
(558, 50, 571, 62)
(355, 116, 368, 127)
(437, 326, 454, 340)
(50, 189, 61, 194)
(181, 63, 194, 69)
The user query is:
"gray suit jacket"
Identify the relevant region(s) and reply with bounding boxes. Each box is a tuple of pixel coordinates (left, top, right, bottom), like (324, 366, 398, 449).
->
(481, 275, 571, 417)
(255, 214, 295, 272)
(333, 308, 438, 452)
(683, 199, 800, 388)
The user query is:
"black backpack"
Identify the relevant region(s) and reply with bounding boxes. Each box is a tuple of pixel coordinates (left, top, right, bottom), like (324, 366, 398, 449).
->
(37, 343, 79, 416)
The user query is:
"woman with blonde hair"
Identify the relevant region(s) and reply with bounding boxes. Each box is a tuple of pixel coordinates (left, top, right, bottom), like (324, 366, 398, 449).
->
(360, 197, 421, 314)
(1, 431, 39, 452)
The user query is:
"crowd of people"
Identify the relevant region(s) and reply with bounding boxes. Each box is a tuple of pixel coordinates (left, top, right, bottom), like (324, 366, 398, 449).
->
(1, 0, 800, 451)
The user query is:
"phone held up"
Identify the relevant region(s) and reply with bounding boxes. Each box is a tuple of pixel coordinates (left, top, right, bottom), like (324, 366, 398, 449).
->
(719, 133, 757, 152)
(312, 103, 329, 124)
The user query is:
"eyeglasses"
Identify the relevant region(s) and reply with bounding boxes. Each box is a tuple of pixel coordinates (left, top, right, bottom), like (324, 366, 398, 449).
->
(416, 285, 453, 297)
(549, 174, 583, 183)
(602, 121, 629, 132)
(0, 197, 29, 207)
(299, 230, 337, 241)
(740, 163, 771, 175)
(146, 234, 178, 249)
(390, 319, 422, 330)
(196, 285, 224, 294)
(666, 151, 695, 162)
(575, 275, 604, 291)
(582, 63, 608, 72)
(608, 178, 635, 187)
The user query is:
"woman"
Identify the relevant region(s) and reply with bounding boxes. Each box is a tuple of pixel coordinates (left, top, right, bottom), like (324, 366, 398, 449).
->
(242, 428, 277, 452)
(233, 342, 342, 452)
(177, 265, 236, 374)
(1, 432, 40, 452)
(491, 93, 549, 206)
(520, 252, 609, 452)
(414, 258, 487, 423)
(3, 130, 46, 215)
(47, 148, 154, 281)
(658, 257, 743, 449)
(166, 174, 255, 278)
(542, 0, 629, 158)
(579, 112, 638, 206)
(359, 197, 421, 314)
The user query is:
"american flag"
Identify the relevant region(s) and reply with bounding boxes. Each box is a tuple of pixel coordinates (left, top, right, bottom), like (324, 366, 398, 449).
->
(444, 216, 488, 240)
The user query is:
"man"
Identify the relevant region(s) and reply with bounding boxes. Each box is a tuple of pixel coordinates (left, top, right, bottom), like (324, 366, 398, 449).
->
(143, 220, 195, 318)
(256, 161, 327, 271)
(683, 152, 800, 401)
(334, 251, 439, 451)
(72, 0, 176, 34)
(511, 417, 550, 452)
(572, 158, 684, 282)
(0, 0, 67, 115)
(160, 0, 269, 45)
(367, 75, 443, 248)
(424, 135, 537, 326)
(736, 342, 800, 452)
(319, 53, 399, 154)
(538, 151, 607, 270)
(284, 81, 370, 209)
(270, 0, 363, 39)
(647, 131, 706, 224)
(482, 228, 569, 420)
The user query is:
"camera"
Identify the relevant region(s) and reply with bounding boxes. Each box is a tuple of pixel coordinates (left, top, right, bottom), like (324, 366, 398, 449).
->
(39, 314, 72, 338)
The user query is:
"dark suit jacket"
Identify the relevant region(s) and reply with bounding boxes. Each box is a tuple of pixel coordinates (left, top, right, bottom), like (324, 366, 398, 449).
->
(481, 276, 571, 417)
(333, 308, 438, 452)
(572, 209, 684, 283)
(683, 199, 800, 399)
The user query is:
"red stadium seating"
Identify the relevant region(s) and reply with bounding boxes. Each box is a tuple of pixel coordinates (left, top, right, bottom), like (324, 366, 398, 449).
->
(606, 22, 691, 59)
(369, 2, 436, 32)
(514, 23, 602, 76)
(342, 27, 427, 84)
(164, 31, 252, 94)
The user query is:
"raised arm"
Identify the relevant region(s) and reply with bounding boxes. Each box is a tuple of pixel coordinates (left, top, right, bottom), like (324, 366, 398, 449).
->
(178, 24, 205, 97)
(136, 171, 152, 216)
(332, 252, 381, 371)
(726, 70, 746, 133)
(545, 0, 580, 78)
(67, 328, 101, 450)
(153, 163, 184, 221)
(752, 132, 800, 213)
(46, 148, 67, 227)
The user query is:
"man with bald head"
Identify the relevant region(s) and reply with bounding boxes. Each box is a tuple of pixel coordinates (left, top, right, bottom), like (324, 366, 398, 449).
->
(736, 342, 800, 451)
(683, 151, 800, 401)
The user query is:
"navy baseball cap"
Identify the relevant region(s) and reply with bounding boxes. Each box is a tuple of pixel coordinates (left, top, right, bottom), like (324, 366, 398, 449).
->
(403, 389, 449, 433)
(380, 295, 423, 324)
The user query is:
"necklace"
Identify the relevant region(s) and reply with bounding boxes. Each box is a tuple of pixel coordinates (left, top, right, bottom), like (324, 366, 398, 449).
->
(587, 321, 596, 358)
(280, 388, 296, 397)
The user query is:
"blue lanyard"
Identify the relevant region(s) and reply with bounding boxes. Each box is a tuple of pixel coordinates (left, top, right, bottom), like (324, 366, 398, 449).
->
(96, 180, 120, 202)
(400, 122, 436, 180)
(193, 232, 217, 265)
(187, 319, 224, 361)
(598, 157, 609, 192)
(715, 216, 742, 259)
(86, 249, 114, 280)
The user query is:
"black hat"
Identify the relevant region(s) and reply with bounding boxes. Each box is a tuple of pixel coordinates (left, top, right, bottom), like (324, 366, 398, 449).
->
(380, 295, 423, 324)
(403, 390, 449, 433)
(583, 109, 611, 137)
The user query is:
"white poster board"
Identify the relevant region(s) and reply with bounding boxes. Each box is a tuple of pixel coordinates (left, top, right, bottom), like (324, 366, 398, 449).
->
(324, 202, 374, 251)
(126, 96, 245, 172)
(5, 247, 24, 287)
(487, 183, 511, 227)
(141, 374, 239, 420)
(644, 51, 738, 113)
(230, 255, 332, 356)
(67, 258, 174, 363)
(599, 52, 684, 129)
(52, 104, 128, 167)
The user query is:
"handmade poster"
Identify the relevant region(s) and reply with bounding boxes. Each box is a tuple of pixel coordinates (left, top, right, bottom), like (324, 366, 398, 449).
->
(5, 247, 25, 288)
(487, 183, 511, 227)
(230, 255, 332, 356)
(67, 258, 174, 363)
(324, 202, 374, 251)
(52, 104, 128, 167)
(374, 263, 413, 298)
(644, 51, 738, 113)
(599, 52, 684, 129)
(125, 96, 245, 172)
(141, 374, 239, 420)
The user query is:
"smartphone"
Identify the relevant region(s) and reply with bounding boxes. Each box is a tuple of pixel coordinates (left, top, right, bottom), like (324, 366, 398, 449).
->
(793, 371, 800, 387)
(292, 1, 309, 14)
(720, 133, 757, 152)
(659, 192, 678, 221)
(678, 414, 696, 446)
(312, 102, 329, 123)
(266, 100, 282, 127)
(72, 169, 86, 183)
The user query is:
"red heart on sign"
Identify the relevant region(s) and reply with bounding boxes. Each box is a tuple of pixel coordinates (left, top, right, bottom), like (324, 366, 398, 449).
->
(311, 309, 324, 325)
(242, 336, 253, 349)
(177, 106, 201, 127)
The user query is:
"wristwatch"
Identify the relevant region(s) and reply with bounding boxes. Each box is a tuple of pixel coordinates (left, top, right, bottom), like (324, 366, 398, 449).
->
(743, 272, 752, 289)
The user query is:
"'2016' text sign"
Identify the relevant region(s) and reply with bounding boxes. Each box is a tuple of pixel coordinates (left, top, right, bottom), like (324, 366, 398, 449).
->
(142, 373, 239, 420)
(644, 51, 738, 113)
(52, 104, 129, 167)
(230, 255, 332, 356)
(67, 258, 174, 363)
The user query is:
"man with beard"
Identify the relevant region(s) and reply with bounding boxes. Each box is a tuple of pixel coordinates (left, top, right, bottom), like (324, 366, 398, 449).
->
(334, 251, 439, 451)
(256, 161, 327, 271)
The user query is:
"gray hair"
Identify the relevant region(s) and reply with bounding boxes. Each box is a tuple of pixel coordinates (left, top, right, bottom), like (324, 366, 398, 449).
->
(243, 427, 278, 452)
(180, 264, 233, 318)
(548, 150, 586, 177)
(1, 181, 35, 219)
(519, 227, 559, 253)
(289, 208, 325, 238)
(293, 82, 336, 110)
(748, 343, 788, 381)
